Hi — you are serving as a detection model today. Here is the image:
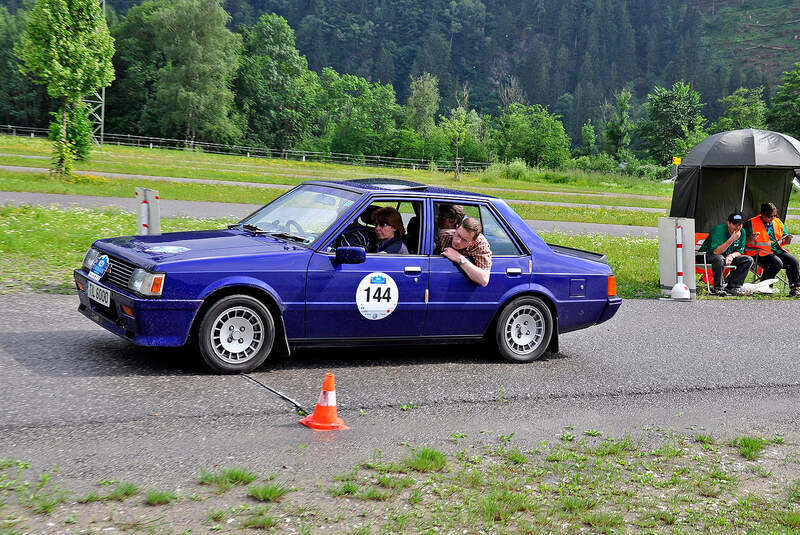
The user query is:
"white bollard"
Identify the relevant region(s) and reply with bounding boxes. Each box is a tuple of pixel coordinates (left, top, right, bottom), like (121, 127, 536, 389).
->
(135, 187, 161, 236)
(670, 224, 691, 300)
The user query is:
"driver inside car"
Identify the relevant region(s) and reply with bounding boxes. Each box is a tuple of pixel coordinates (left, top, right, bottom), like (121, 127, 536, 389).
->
(336, 205, 379, 250)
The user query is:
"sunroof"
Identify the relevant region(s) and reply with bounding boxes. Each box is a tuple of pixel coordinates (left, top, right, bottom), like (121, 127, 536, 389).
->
(346, 178, 428, 190)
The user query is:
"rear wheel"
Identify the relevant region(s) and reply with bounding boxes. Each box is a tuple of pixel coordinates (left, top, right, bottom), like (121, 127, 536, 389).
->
(495, 296, 553, 363)
(198, 295, 275, 373)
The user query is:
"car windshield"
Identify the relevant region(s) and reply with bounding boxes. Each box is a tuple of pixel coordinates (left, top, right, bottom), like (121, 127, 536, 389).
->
(238, 185, 361, 245)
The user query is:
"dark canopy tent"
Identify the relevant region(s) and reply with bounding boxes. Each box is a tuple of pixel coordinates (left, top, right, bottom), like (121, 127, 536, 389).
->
(669, 129, 800, 233)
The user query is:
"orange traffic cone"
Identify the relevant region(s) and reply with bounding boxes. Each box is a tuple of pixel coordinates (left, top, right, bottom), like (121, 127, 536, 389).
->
(299, 373, 349, 431)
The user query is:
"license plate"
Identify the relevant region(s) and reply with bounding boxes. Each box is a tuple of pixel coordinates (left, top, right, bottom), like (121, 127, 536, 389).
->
(87, 282, 111, 307)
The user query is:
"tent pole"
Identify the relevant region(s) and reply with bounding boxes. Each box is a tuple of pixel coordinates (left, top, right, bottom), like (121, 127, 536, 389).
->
(740, 166, 748, 212)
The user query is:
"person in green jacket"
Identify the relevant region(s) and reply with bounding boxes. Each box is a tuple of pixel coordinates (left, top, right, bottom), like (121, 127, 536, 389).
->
(696, 211, 754, 296)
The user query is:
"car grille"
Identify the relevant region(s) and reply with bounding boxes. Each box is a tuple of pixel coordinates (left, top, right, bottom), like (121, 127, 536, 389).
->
(103, 255, 137, 290)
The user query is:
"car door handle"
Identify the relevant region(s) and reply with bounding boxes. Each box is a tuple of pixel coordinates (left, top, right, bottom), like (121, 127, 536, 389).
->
(506, 267, 523, 276)
(404, 266, 422, 274)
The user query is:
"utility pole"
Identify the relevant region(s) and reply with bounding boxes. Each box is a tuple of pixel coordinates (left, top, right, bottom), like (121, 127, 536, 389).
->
(85, 0, 106, 145)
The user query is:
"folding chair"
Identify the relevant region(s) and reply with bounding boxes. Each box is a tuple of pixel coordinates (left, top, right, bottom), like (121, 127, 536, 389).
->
(694, 233, 736, 293)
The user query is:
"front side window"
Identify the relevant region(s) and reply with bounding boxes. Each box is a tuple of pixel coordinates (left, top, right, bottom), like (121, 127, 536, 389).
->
(330, 199, 423, 255)
(239, 185, 361, 245)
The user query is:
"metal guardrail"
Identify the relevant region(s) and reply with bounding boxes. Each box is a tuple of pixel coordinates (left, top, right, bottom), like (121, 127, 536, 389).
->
(0, 124, 491, 173)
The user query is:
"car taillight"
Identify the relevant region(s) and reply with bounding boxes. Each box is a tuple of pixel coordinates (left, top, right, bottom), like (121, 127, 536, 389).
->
(608, 276, 617, 297)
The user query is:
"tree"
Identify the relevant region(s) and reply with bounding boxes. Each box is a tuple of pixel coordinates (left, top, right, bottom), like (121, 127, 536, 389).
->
(580, 119, 597, 156)
(405, 73, 440, 134)
(0, 6, 50, 128)
(316, 68, 399, 156)
(146, 0, 241, 144)
(710, 87, 767, 133)
(16, 0, 114, 174)
(235, 12, 318, 149)
(603, 89, 633, 158)
(767, 63, 800, 139)
(491, 103, 571, 169)
(439, 106, 470, 176)
(104, 0, 166, 136)
(639, 81, 706, 164)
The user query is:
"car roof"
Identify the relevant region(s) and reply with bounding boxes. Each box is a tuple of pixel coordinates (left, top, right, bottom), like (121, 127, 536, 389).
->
(307, 178, 498, 200)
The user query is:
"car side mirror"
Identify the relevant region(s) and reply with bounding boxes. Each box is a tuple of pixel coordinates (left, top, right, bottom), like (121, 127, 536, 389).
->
(334, 246, 366, 264)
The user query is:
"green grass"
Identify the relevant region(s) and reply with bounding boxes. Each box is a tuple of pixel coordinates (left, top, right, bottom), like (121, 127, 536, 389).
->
(517, 203, 665, 226)
(356, 487, 391, 501)
(0, 134, 674, 196)
(404, 448, 448, 472)
(731, 436, 767, 460)
(106, 481, 138, 501)
(0, 169, 284, 205)
(559, 495, 597, 513)
(478, 489, 533, 523)
(0, 167, 669, 227)
(247, 482, 293, 502)
(6, 428, 800, 534)
(376, 474, 414, 490)
(0, 204, 235, 293)
(788, 479, 800, 503)
(144, 489, 177, 505)
(243, 509, 278, 529)
(198, 467, 258, 493)
(329, 481, 359, 497)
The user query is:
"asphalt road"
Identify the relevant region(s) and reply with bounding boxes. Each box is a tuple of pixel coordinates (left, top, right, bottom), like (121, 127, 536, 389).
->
(1, 293, 798, 491)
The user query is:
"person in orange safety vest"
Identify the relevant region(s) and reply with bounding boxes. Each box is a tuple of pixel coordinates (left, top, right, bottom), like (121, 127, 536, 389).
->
(744, 202, 800, 297)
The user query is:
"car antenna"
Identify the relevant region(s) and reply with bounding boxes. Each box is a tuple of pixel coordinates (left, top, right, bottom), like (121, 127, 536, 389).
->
(240, 373, 311, 416)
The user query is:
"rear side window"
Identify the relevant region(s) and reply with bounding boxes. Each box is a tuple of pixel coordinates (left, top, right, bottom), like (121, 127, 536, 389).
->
(479, 206, 522, 256)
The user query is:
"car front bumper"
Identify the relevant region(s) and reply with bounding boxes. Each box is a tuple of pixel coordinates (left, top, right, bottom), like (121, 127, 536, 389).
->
(74, 270, 202, 347)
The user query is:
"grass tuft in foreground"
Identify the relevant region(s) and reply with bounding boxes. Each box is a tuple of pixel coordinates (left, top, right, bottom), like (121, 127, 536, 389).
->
(404, 448, 448, 472)
(247, 482, 293, 502)
(199, 467, 258, 493)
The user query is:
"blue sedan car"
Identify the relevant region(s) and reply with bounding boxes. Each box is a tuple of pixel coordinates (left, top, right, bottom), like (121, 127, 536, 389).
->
(74, 178, 621, 373)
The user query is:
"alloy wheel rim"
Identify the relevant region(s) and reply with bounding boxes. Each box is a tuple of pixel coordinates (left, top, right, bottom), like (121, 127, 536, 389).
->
(210, 306, 264, 364)
(504, 306, 544, 355)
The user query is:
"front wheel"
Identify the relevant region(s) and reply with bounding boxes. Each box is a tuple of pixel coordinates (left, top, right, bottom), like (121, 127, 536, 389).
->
(197, 294, 275, 373)
(495, 296, 553, 363)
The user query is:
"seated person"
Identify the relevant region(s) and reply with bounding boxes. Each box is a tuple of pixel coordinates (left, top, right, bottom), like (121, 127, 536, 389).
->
(744, 202, 800, 297)
(336, 205, 379, 250)
(373, 207, 409, 254)
(696, 211, 753, 296)
(437, 204, 465, 232)
(439, 217, 492, 286)
(434, 204, 465, 253)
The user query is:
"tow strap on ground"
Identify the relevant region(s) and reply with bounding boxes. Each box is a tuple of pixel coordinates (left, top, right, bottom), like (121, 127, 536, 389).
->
(240, 373, 310, 416)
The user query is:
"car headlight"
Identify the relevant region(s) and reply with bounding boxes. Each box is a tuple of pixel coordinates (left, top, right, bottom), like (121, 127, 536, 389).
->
(82, 248, 101, 270)
(128, 268, 166, 297)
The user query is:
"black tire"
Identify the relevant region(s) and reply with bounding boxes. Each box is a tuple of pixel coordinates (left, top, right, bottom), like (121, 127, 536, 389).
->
(197, 294, 275, 373)
(494, 296, 553, 363)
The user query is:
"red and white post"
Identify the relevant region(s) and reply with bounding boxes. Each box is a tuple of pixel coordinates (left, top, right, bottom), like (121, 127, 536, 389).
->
(670, 224, 690, 300)
(135, 187, 161, 236)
